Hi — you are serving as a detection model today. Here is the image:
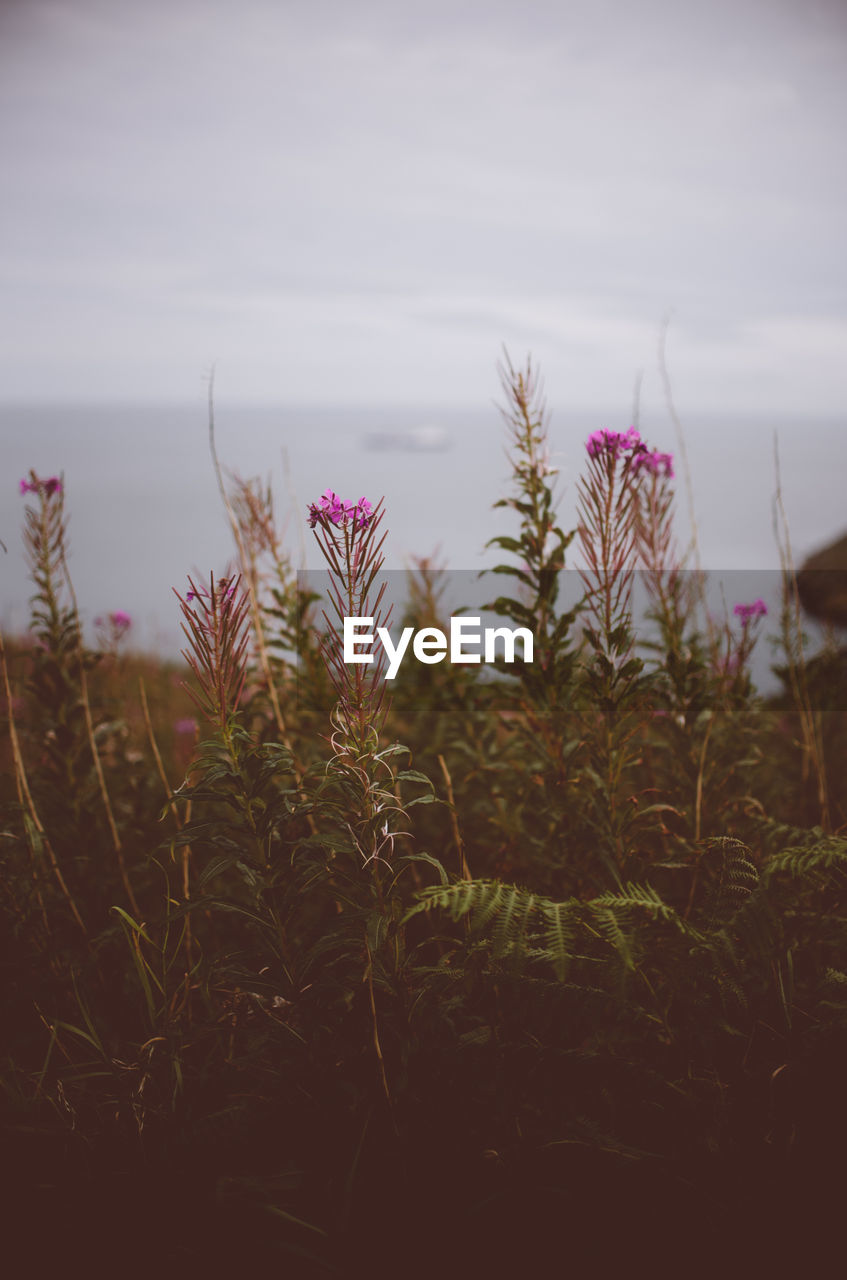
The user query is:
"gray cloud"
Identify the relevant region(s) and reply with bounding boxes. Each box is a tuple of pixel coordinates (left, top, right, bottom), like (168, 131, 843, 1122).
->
(1, 0, 845, 409)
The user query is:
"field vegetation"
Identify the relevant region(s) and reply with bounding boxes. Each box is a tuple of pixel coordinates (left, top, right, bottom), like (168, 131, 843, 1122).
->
(2, 358, 846, 1272)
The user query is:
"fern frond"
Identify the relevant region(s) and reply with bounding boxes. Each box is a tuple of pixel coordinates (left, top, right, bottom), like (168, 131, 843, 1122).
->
(403, 878, 491, 924)
(406, 880, 577, 976)
(590, 906, 635, 970)
(750, 816, 829, 854)
(590, 882, 702, 938)
(542, 900, 580, 981)
(701, 837, 758, 928)
(492, 887, 537, 961)
(470, 880, 509, 933)
(764, 837, 847, 881)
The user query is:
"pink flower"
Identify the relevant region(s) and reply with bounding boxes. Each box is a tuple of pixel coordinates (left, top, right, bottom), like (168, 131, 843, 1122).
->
(174, 717, 198, 736)
(19, 474, 62, 496)
(355, 496, 373, 526)
(307, 488, 345, 527)
(632, 449, 674, 479)
(308, 489, 374, 530)
(733, 599, 768, 624)
(94, 610, 132, 646)
(585, 427, 642, 460)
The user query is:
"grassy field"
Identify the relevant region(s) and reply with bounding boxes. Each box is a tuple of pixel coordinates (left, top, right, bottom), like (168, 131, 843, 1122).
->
(2, 359, 846, 1274)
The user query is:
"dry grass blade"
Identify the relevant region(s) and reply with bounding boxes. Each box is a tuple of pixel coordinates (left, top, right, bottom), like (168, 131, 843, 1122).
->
(0, 629, 87, 935)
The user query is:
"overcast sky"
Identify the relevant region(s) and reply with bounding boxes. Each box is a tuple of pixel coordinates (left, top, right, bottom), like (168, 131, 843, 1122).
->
(1, 0, 845, 413)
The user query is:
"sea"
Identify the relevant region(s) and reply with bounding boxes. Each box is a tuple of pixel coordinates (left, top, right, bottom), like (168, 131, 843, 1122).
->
(2, 401, 845, 694)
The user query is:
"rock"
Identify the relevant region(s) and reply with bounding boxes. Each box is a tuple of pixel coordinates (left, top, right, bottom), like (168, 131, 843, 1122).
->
(796, 531, 847, 627)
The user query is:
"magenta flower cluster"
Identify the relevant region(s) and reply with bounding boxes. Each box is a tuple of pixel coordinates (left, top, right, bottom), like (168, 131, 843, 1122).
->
(19, 475, 62, 497)
(308, 489, 374, 530)
(586, 426, 642, 460)
(585, 429, 674, 478)
(733, 599, 768, 623)
(632, 450, 674, 479)
(95, 610, 132, 635)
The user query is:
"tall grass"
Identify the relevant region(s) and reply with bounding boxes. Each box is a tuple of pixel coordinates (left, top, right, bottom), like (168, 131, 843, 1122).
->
(2, 366, 846, 1270)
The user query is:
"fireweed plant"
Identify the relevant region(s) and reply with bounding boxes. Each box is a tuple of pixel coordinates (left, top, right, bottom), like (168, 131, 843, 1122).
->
(17, 472, 89, 826)
(302, 489, 442, 1119)
(10, 472, 142, 922)
(171, 570, 310, 918)
(575, 426, 669, 885)
(307, 489, 387, 762)
(632, 443, 711, 730)
(476, 355, 583, 890)
(224, 471, 320, 719)
(305, 492, 403, 878)
(3, 370, 847, 1270)
(633, 444, 687, 655)
(305, 488, 440, 895)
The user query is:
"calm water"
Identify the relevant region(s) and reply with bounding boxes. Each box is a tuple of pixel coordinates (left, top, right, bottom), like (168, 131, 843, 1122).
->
(2, 402, 845, 682)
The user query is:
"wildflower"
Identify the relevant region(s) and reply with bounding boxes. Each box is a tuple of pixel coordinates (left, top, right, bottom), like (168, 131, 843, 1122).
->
(307, 488, 340, 527)
(307, 489, 374, 530)
(175, 573, 249, 727)
(174, 717, 198, 735)
(19, 474, 62, 496)
(355, 496, 374, 527)
(632, 449, 674, 479)
(585, 426, 642, 460)
(733, 599, 768, 624)
(94, 610, 132, 649)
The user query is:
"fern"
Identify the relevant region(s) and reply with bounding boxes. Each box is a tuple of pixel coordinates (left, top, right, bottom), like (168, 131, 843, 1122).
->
(492, 888, 537, 961)
(764, 836, 847, 881)
(542, 899, 580, 981)
(406, 880, 558, 971)
(470, 880, 510, 934)
(590, 906, 635, 970)
(701, 837, 759, 929)
(590, 882, 703, 937)
(408, 877, 702, 981)
(750, 815, 829, 854)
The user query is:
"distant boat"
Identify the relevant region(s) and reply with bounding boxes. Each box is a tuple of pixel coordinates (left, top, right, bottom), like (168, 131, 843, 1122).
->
(363, 424, 451, 452)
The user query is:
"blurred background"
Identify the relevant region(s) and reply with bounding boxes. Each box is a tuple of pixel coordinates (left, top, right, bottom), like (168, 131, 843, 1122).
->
(1, 0, 845, 656)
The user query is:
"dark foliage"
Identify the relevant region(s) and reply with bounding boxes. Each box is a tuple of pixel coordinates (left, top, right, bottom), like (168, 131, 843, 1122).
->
(2, 378, 846, 1273)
